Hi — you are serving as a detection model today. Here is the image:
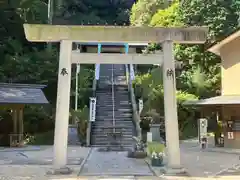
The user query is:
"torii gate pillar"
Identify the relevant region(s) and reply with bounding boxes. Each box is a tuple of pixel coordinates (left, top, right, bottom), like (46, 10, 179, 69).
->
(162, 40, 181, 170)
(53, 40, 72, 170)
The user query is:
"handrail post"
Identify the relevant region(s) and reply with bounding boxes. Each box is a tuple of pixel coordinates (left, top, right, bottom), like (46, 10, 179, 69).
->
(112, 64, 116, 133)
(125, 44, 142, 140)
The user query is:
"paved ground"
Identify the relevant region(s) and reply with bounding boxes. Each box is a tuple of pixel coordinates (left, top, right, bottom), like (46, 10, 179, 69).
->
(0, 143, 240, 179)
(79, 148, 153, 176)
(179, 139, 240, 178)
(0, 146, 90, 180)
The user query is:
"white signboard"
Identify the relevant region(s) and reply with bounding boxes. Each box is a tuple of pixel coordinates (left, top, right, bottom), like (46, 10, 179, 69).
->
(89, 97, 96, 122)
(130, 64, 135, 80)
(147, 132, 152, 142)
(228, 132, 234, 139)
(139, 99, 143, 114)
(95, 64, 100, 80)
(199, 118, 208, 136)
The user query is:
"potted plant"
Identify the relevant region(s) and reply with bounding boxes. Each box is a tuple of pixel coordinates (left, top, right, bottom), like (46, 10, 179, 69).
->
(127, 136, 147, 158)
(151, 151, 164, 167)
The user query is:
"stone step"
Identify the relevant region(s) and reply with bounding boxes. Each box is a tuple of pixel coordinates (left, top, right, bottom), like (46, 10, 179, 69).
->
(91, 124, 134, 128)
(91, 132, 133, 136)
(90, 143, 134, 148)
(91, 130, 134, 135)
(90, 141, 134, 146)
(95, 116, 132, 120)
(90, 145, 133, 150)
(93, 119, 133, 122)
(91, 137, 133, 143)
(96, 105, 131, 108)
(92, 124, 133, 129)
(96, 111, 133, 115)
(93, 118, 133, 121)
(91, 134, 133, 139)
(91, 127, 134, 131)
(92, 123, 133, 127)
(90, 140, 134, 145)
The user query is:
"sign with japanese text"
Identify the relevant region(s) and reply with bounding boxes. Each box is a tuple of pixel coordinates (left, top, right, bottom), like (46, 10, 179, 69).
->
(89, 97, 96, 122)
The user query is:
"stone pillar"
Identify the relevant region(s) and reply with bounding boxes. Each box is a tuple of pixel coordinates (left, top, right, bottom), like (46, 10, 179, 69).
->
(162, 40, 181, 170)
(150, 124, 161, 141)
(53, 40, 72, 171)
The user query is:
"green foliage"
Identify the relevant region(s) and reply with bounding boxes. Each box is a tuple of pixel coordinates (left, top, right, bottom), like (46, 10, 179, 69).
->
(15, 0, 48, 23)
(24, 105, 54, 134)
(147, 142, 165, 155)
(73, 66, 94, 108)
(26, 130, 54, 145)
(130, 0, 176, 26)
(130, 0, 166, 26)
(180, 0, 240, 40)
(131, 0, 240, 138)
(134, 66, 198, 136)
(175, 0, 240, 97)
(0, 0, 97, 143)
(150, 1, 183, 27)
(60, 0, 134, 25)
(71, 106, 89, 141)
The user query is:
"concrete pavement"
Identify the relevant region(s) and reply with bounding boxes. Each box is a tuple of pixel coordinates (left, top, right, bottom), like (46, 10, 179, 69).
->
(0, 143, 240, 179)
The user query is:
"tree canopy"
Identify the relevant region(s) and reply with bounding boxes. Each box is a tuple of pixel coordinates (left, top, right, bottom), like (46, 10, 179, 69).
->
(1, 0, 240, 140)
(131, 0, 240, 138)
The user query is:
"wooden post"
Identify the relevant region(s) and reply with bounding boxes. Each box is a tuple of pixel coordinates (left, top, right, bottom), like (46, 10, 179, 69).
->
(13, 109, 17, 134)
(19, 108, 24, 144)
(11, 108, 18, 146)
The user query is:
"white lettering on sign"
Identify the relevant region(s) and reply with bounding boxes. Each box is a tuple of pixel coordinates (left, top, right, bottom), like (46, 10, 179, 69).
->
(95, 64, 100, 80)
(89, 97, 96, 122)
(139, 99, 143, 114)
(199, 118, 208, 136)
(130, 64, 135, 80)
(228, 132, 234, 140)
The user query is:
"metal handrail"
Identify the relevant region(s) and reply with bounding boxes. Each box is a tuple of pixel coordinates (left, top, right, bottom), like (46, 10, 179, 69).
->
(125, 64, 142, 139)
(111, 64, 116, 132)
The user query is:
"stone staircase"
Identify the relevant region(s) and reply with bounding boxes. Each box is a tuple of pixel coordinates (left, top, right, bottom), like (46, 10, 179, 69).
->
(90, 64, 135, 150)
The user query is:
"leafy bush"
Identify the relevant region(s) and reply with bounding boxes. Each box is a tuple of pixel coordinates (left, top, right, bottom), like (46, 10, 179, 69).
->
(70, 106, 89, 143)
(147, 142, 165, 156)
(26, 130, 54, 145)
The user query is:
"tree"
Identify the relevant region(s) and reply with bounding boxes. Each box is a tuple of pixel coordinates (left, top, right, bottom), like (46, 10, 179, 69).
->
(57, 0, 135, 25)
(150, 0, 182, 27)
(131, 0, 240, 138)
(176, 0, 240, 97)
(130, 0, 168, 26)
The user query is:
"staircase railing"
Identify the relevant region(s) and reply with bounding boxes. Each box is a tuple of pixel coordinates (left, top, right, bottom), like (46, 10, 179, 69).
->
(111, 64, 116, 132)
(125, 64, 142, 139)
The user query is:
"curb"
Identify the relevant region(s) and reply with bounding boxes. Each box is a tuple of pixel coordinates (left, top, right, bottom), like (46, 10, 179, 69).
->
(144, 158, 165, 177)
(207, 149, 240, 155)
(78, 147, 93, 176)
(212, 163, 240, 177)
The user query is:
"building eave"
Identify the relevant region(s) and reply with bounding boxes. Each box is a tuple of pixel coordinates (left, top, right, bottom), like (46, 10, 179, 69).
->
(208, 30, 240, 56)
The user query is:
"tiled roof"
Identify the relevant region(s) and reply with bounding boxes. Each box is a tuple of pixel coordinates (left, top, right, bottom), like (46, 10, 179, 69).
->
(0, 83, 49, 104)
(184, 95, 240, 106)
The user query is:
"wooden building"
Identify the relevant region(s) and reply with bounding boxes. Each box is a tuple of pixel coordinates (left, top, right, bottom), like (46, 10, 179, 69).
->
(186, 29, 240, 148)
(0, 83, 48, 147)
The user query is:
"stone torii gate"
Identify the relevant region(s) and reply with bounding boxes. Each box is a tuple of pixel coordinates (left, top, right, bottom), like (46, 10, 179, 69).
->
(23, 24, 207, 174)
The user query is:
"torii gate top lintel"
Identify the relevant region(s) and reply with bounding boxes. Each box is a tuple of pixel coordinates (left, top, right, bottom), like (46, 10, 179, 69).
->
(23, 24, 207, 44)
